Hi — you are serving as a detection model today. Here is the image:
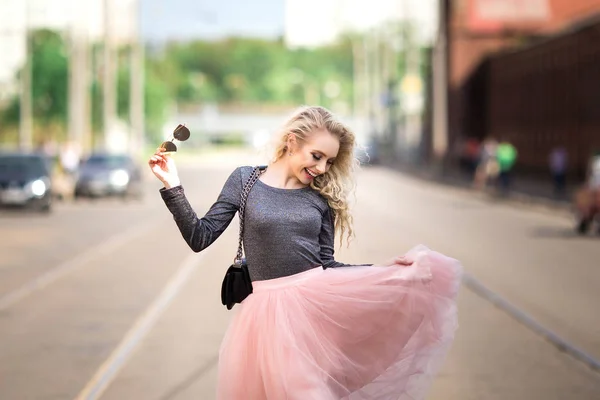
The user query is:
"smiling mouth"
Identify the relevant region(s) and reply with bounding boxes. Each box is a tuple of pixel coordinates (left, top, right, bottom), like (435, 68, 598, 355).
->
(305, 168, 318, 178)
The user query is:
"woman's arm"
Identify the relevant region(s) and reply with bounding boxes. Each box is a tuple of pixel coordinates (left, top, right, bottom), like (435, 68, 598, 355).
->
(318, 206, 371, 269)
(160, 167, 243, 252)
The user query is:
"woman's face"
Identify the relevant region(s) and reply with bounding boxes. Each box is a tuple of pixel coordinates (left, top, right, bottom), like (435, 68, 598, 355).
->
(288, 128, 340, 186)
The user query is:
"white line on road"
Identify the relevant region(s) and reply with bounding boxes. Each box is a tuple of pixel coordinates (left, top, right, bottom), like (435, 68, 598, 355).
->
(359, 185, 600, 372)
(74, 251, 204, 400)
(0, 219, 163, 311)
(463, 272, 600, 371)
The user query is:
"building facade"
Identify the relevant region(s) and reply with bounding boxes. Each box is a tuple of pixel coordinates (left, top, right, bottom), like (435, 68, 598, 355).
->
(434, 0, 600, 174)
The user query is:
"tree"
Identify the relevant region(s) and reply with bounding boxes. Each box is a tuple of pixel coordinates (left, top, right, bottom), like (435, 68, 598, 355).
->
(0, 33, 175, 147)
(153, 36, 357, 108)
(1, 31, 360, 145)
(0, 29, 69, 143)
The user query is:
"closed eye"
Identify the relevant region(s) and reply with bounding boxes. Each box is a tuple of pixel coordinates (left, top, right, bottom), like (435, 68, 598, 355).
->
(313, 153, 335, 165)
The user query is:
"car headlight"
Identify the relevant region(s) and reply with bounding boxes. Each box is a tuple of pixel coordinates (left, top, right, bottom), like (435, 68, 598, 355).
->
(109, 169, 130, 186)
(28, 179, 47, 196)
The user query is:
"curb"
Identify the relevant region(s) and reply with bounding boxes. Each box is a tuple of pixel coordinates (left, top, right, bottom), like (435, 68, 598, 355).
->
(384, 163, 573, 217)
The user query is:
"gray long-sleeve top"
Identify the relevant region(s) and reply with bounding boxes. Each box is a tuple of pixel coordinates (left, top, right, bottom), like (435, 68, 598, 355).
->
(160, 166, 369, 281)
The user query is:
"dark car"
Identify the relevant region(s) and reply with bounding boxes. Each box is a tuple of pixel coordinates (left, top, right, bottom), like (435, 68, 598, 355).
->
(0, 152, 53, 212)
(75, 153, 143, 199)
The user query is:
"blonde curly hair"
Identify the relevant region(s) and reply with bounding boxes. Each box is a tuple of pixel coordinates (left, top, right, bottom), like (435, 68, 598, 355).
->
(272, 106, 359, 246)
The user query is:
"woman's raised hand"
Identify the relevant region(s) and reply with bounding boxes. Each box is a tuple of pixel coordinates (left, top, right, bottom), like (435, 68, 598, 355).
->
(148, 148, 181, 188)
(380, 255, 413, 267)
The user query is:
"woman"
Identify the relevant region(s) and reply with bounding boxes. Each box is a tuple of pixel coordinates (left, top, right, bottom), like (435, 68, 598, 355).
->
(575, 150, 600, 234)
(149, 106, 462, 400)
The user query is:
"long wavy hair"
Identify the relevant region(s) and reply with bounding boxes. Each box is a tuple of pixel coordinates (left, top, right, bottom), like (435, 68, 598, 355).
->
(272, 106, 358, 246)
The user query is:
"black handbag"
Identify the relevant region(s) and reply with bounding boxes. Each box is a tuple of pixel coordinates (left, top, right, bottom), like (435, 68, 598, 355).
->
(221, 166, 265, 310)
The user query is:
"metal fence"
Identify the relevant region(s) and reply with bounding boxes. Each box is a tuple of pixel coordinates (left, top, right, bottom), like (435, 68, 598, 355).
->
(463, 16, 600, 177)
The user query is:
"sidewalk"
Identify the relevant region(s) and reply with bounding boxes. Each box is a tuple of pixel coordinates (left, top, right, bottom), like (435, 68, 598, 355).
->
(385, 160, 575, 216)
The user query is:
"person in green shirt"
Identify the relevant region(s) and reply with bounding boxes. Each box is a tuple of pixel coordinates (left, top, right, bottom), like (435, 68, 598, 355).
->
(496, 140, 518, 194)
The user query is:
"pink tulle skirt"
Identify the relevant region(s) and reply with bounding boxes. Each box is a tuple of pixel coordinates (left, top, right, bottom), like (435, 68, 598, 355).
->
(217, 245, 462, 400)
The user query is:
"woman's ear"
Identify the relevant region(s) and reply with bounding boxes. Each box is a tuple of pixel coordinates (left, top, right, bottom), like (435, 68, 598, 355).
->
(286, 134, 297, 152)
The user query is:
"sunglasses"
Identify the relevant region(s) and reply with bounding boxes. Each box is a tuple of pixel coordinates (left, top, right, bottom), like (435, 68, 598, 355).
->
(160, 124, 191, 153)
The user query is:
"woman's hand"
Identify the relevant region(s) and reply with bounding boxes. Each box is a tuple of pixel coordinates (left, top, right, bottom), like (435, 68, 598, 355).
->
(380, 256, 413, 267)
(148, 148, 181, 188)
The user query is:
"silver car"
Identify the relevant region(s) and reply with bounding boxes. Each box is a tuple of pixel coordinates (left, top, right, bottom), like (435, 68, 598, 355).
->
(74, 153, 143, 199)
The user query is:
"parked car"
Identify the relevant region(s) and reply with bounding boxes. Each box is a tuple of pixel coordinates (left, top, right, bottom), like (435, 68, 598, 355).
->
(75, 153, 143, 199)
(0, 152, 53, 212)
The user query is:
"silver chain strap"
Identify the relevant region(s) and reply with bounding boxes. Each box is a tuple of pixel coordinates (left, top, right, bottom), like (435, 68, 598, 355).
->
(234, 166, 264, 265)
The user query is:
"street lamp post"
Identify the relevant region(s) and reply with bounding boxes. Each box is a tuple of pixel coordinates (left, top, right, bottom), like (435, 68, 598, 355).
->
(19, 0, 33, 151)
(130, 0, 145, 157)
(432, 0, 449, 164)
(103, 0, 117, 151)
(67, 20, 90, 155)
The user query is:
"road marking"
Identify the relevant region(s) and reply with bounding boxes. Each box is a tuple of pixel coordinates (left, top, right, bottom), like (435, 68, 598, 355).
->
(0, 219, 163, 311)
(156, 355, 219, 400)
(74, 251, 203, 400)
(463, 272, 600, 371)
(360, 176, 599, 370)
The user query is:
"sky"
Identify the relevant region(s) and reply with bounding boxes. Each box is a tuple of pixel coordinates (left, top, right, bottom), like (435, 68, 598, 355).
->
(0, 0, 436, 86)
(140, 0, 286, 42)
(139, 0, 438, 47)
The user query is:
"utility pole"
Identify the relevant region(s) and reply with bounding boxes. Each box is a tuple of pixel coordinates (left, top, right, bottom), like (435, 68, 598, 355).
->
(432, 0, 449, 163)
(19, 0, 33, 151)
(397, 0, 410, 156)
(397, 0, 424, 161)
(363, 34, 372, 126)
(351, 36, 364, 118)
(103, 0, 117, 151)
(68, 22, 90, 154)
(386, 21, 399, 155)
(372, 27, 382, 139)
(130, 0, 145, 158)
(364, 28, 382, 143)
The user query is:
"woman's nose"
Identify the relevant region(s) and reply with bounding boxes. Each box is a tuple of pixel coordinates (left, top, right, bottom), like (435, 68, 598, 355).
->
(315, 160, 328, 173)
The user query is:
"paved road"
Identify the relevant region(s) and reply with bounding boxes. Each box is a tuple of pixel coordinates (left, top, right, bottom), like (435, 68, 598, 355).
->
(1, 151, 599, 400)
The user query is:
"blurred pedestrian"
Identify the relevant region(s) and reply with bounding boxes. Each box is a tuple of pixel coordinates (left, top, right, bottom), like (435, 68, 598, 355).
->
(496, 139, 518, 195)
(473, 137, 499, 190)
(587, 150, 600, 191)
(59, 141, 80, 177)
(549, 146, 568, 197)
(575, 150, 600, 234)
(148, 106, 463, 399)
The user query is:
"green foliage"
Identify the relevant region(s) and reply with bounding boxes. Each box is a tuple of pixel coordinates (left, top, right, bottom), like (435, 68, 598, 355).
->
(142, 60, 171, 142)
(1, 31, 367, 145)
(1, 29, 69, 127)
(31, 30, 69, 124)
(155, 36, 357, 108)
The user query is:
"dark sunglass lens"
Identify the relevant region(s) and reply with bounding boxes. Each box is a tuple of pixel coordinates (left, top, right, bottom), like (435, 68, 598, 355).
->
(161, 141, 178, 152)
(173, 125, 190, 142)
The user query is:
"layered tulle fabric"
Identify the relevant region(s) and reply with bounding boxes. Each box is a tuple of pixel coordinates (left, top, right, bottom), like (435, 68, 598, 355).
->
(217, 245, 462, 400)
